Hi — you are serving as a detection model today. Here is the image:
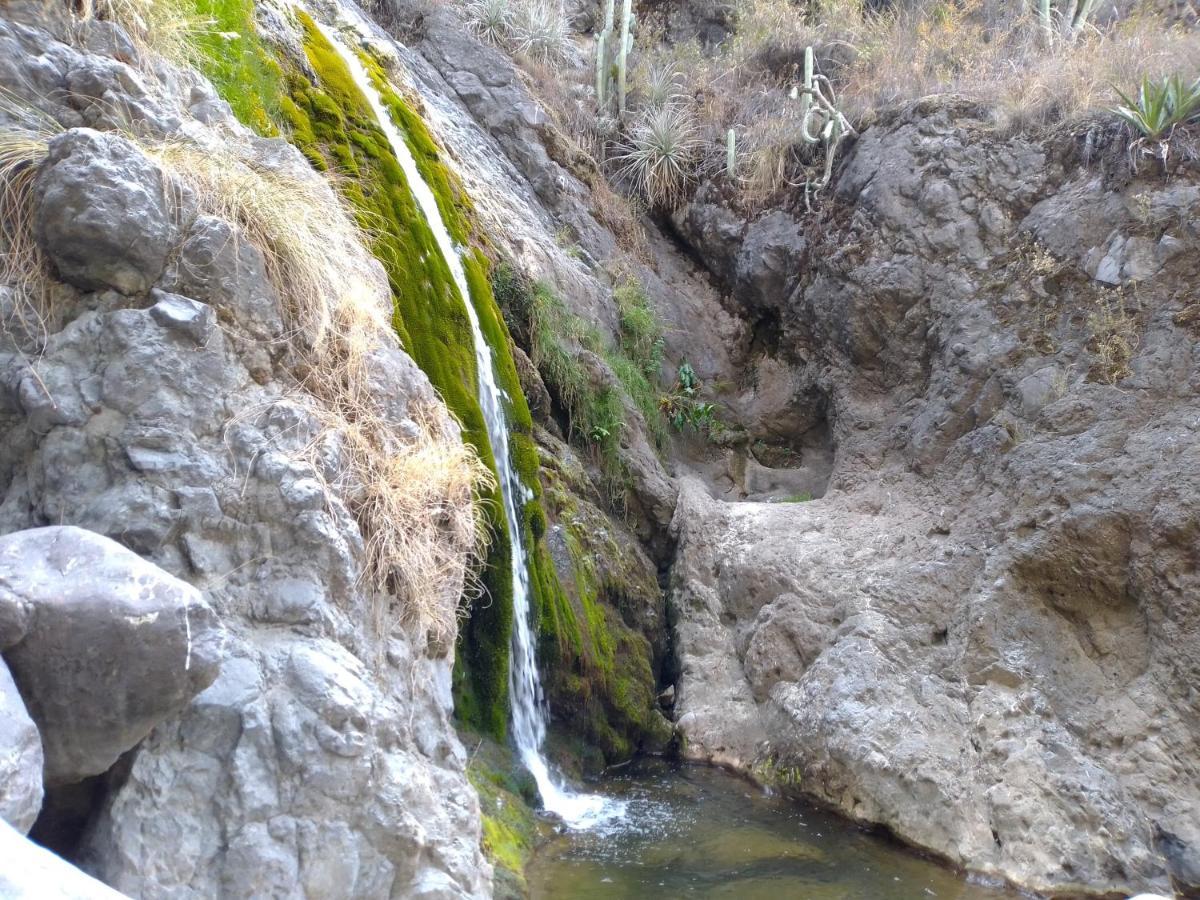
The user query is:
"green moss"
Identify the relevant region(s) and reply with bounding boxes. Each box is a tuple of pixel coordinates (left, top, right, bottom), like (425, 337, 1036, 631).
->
(531, 433, 672, 767)
(179, 0, 285, 134)
(465, 733, 542, 896)
(287, 12, 515, 738)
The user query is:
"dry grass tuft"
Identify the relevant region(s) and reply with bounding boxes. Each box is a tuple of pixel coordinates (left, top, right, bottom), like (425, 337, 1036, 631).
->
(75, 0, 210, 66)
(327, 405, 494, 641)
(152, 141, 494, 640)
(0, 90, 64, 341)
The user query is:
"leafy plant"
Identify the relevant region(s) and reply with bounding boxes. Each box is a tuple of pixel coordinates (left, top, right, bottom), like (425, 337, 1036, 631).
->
(660, 362, 717, 432)
(1112, 74, 1200, 163)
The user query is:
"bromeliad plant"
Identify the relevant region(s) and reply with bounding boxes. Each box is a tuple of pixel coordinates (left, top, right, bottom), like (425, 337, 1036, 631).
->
(614, 104, 703, 208)
(1111, 74, 1200, 165)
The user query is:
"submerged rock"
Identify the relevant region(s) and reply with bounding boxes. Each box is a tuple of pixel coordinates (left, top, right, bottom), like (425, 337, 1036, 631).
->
(0, 526, 224, 787)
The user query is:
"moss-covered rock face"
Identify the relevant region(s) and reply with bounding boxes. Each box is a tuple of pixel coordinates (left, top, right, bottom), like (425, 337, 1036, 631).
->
(276, 14, 544, 738)
(276, 14, 597, 742)
(464, 732, 546, 899)
(535, 429, 674, 769)
(185, 2, 671, 763)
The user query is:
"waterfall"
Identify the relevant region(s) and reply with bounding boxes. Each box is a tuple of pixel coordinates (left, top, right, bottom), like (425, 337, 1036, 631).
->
(317, 20, 622, 830)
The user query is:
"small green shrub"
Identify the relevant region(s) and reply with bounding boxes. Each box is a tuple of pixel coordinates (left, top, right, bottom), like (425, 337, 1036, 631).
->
(660, 362, 717, 432)
(612, 279, 665, 377)
(493, 266, 675, 491)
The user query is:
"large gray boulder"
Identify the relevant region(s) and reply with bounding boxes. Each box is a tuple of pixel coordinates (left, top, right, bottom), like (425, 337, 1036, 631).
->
(34, 128, 186, 296)
(0, 658, 42, 833)
(0, 526, 224, 786)
(0, 818, 128, 899)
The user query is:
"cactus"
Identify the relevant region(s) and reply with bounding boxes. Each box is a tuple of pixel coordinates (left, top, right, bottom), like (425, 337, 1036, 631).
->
(726, 127, 736, 177)
(794, 45, 854, 197)
(596, 30, 608, 107)
(798, 45, 814, 140)
(1038, 0, 1099, 46)
(617, 0, 632, 116)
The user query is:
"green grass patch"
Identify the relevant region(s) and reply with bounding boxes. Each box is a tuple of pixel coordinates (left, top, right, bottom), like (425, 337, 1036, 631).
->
(493, 265, 674, 495)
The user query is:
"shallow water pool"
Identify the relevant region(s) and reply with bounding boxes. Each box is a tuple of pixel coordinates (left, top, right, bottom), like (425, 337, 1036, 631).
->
(528, 759, 1020, 900)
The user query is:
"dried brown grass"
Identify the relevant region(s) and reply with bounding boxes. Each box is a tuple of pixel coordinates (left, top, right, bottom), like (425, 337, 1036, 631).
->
(155, 142, 494, 640)
(0, 94, 58, 341)
(625, 0, 1200, 202)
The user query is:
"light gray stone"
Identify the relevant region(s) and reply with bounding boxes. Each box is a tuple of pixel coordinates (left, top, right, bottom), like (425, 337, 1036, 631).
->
(0, 526, 224, 786)
(0, 658, 42, 833)
(148, 290, 216, 345)
(0, 818, 129, 900)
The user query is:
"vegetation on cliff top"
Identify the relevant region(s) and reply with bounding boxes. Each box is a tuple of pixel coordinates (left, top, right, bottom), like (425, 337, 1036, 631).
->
(449, 0, 1200, 209)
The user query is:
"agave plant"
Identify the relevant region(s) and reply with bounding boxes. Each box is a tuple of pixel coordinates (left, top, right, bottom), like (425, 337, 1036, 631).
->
(1112, 74, 1200, 145)
(614, 105, 702, 208)
(464, 0, 511, 46)
(509, 0, 571, 63)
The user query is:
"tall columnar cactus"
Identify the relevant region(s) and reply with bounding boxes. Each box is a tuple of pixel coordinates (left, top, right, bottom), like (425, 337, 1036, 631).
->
(726, 127, 736, 177)
(617, 0, 632, 116)
(595, 0, 622, 113)
(797, 45, 814, 138)
(596, 30, 608, 107)
(794, 45, 854, 197)
(1037, 0, 1099, 46)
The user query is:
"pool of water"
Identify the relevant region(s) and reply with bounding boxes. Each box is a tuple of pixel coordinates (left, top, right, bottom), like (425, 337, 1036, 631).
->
(528, 759, 1021, 900)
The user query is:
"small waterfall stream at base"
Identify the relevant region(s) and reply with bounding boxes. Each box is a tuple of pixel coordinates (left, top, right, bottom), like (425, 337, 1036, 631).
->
(315, 16, 624, 830)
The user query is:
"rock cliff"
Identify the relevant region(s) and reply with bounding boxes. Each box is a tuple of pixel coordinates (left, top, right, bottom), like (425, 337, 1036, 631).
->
(667, 102, 1200, 897)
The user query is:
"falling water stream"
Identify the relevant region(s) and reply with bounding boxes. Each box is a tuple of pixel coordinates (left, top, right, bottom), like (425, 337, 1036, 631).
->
(317, 20, 622, 830)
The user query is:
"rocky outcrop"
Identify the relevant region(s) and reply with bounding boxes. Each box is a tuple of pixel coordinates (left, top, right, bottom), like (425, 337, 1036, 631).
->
(0, 8, 489, 898)
(668, 102, 1200, 897)
(0, 658, 42, 834)
(0, 527, 223, 786)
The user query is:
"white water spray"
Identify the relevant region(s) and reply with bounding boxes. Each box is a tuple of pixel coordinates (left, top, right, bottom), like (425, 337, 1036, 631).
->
(318, 21, 622, 829)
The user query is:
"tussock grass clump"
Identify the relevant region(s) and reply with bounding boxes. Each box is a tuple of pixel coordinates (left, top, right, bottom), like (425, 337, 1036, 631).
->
(77, 0, 209, 68)
(0, 92, 61, 340)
